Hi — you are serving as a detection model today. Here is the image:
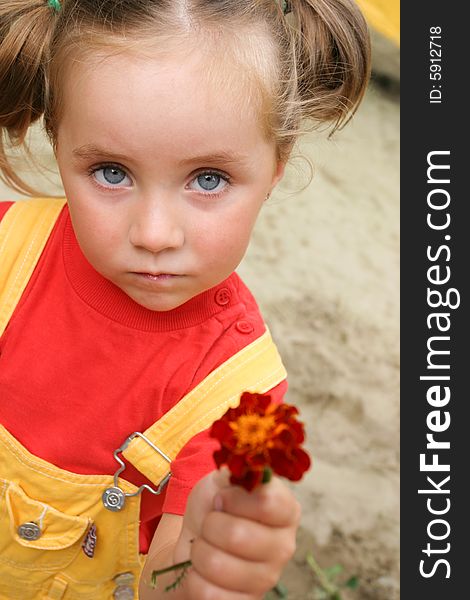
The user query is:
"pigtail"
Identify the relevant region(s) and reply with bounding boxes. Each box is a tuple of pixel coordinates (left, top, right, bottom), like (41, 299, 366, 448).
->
(289, 0, 371, 131)
(0, 0, 58, 195)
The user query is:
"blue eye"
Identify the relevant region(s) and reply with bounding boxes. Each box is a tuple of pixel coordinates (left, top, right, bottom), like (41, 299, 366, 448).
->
(198, 174, 221, 191)
(92, 165, 131, 187)
(190, 171, 229, 194)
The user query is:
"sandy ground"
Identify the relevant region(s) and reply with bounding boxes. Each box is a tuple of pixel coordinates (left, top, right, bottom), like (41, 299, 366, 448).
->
(1, 32, 399, 600)
(241, 34, 400, 600)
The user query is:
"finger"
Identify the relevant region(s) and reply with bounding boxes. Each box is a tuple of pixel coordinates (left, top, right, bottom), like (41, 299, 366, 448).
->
(200, 510, 297, 564)
(185, 569, 260, 600)
(184, 469, 232, 536)
(216, 477, 301, 527)
(190, 537, 279, 596)
(212, 465, 232, 489)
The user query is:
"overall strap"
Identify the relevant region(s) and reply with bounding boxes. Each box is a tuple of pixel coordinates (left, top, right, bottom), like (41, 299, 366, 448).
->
(123, 328, 287, 485)
(0, 198, 66, 337)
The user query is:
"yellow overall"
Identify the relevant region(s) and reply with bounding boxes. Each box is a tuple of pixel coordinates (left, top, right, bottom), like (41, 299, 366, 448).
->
(0, 199, 287, 599)
(355, 0, 400, 45)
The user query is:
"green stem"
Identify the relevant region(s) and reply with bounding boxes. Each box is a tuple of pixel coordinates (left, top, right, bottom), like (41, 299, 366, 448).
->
(262, 467, 273, 484)
(152, 560, 288, 596)
(306, 552, 339, 597)
(150, 560, 192, 588)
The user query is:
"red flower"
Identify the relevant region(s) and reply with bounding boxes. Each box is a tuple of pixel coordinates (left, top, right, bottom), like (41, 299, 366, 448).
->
(210, 392, 311, 491)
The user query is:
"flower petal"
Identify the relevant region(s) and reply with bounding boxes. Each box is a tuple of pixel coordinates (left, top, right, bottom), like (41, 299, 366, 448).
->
(209, 391, 311, 491)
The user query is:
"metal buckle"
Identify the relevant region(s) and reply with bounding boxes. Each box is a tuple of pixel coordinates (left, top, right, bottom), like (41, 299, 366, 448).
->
(102, 432, 172, 512)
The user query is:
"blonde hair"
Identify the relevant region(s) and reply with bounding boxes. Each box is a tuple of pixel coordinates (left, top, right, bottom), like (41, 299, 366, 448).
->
(0, 0, 371, 195)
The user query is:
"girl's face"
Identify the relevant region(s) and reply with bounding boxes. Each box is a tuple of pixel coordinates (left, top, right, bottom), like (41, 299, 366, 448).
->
(55, 47, 284, 311)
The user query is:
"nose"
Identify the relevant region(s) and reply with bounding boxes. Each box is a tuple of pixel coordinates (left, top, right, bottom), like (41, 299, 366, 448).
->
(129, 196, 184, 254)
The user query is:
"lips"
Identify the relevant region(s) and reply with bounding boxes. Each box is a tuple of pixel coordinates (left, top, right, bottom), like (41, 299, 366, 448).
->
(134, 272, 178, 280)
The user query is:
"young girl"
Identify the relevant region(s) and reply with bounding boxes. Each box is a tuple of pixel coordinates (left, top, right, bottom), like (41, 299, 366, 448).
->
(0, 0, 370, 598)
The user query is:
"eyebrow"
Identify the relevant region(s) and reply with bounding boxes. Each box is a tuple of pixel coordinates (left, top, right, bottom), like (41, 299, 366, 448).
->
(72, 144, 248, 167)
(178, 151, 249, 167)
(72, 145, 130, 162)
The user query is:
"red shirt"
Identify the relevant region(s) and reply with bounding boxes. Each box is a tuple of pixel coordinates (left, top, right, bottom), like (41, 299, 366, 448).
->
(0, 202, 287, 552)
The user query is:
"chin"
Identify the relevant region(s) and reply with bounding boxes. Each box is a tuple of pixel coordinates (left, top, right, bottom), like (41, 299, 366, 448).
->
(132, 294, 186, 312)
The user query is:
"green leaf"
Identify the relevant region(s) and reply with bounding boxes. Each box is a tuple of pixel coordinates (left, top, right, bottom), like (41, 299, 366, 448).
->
(332, 593, 343, 600)
(272, 582, 288, 597)
(344, 575, 359, 589)
(324, 564, 343, 580)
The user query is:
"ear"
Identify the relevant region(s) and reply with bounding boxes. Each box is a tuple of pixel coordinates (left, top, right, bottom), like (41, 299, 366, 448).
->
(270, 159, 287, 190)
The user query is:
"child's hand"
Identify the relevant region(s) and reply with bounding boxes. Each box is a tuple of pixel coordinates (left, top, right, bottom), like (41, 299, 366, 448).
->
(175, 468, 301, 599)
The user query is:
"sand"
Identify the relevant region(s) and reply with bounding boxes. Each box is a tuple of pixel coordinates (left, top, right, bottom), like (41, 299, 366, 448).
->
(0, 32, 399, 600)
(240, 34, 400, 600)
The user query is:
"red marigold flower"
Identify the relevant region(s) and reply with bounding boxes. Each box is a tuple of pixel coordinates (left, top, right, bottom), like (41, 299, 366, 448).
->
(210, 392, 311, 491)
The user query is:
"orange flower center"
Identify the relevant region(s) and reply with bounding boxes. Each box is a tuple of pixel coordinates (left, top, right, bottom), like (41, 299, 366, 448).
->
(231, 414, 276, 448)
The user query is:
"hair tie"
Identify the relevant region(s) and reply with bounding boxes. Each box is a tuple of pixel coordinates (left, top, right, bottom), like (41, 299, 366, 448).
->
(281, 0, 292, 15)
(47, 0, 61, 12)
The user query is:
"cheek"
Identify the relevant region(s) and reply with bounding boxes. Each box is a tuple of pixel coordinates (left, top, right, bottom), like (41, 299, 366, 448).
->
(194, 212, 257, 261)
(68, 193, 121, 239)
(67, 201, 123, 266)
(227, 204, 262, 246)
(68, 207, 99, 247)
